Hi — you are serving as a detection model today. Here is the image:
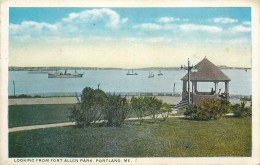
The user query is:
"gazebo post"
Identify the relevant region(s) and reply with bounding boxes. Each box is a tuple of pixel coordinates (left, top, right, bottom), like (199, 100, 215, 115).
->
(194, 81, 197, 93)
(225, 81, 229, 101)
(188, 59, 191, 104)
(214, 81, 218, 95)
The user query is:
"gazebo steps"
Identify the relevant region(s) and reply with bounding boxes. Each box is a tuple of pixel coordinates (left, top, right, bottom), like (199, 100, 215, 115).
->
(172, 99, 189, 110)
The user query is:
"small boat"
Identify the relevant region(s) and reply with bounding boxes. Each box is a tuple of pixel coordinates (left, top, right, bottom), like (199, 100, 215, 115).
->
(148, 72, 154, 78)
(126, 69, 138, 75)
(158, 70, 163, 76)
(48, 69, 83, 78)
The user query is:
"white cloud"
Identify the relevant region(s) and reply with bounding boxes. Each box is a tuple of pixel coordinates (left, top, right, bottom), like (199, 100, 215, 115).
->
(10, 21, 57, 35)
(62, 8, 126, 28)
(231, 25, 251, 32)
(182, 19, 189, 22)
(157, 17, 180, 23)
(243, 21, 251, 25)
(180, 24, 222, 32)
(213, 17, 238, 24)
(122, 18, 128, 23)
(133, 23, 163, 30)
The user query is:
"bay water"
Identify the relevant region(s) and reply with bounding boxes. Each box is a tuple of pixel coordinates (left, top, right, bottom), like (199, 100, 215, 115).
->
(8, 69, 252, 96)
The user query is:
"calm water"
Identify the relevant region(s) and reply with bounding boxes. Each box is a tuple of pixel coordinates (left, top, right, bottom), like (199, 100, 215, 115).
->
(8, 69, 252, 96)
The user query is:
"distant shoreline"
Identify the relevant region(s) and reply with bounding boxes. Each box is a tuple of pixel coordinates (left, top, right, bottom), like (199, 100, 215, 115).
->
(8, 66, 252, 71)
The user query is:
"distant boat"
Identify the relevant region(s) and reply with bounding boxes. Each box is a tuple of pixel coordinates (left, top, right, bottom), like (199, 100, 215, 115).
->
(158, 70, 163, 76)
(148, 72, 154, 78)
(48, 69, 83, 78)
(126, 69, 138, 75)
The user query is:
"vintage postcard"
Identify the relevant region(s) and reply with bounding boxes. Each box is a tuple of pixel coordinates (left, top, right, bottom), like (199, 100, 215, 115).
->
(1, 0, 260, 164)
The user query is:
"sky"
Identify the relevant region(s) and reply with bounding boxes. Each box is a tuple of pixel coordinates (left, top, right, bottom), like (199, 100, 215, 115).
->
(9, 7, 252, 68)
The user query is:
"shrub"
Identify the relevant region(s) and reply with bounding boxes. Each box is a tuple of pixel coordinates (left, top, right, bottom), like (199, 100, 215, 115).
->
(130, 96, 146, 125)
(184, 104, 198, 119)
(160, 103, 172, 121)
(70, 87, 131, 127)
(232, 101, 252, 117)
(144, 97, 163, 122)
(104, 94, 130, 127)
(70, 87, 108, 126)
(184, 98, 230, 120)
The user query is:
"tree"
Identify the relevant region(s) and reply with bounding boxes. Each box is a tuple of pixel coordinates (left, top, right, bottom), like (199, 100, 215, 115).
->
(104, 94, 130, 127)
(160, 103, 172, 121)
(144, 97, 163, 122)
(130, 96, 146, 125)
(70, 87, 107, 126)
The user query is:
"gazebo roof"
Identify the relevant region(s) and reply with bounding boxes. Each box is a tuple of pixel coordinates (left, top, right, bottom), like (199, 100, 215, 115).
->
(181, 57, 231, 81)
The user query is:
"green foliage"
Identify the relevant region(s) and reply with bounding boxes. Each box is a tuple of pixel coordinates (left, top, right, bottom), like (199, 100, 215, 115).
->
(241, 97, 251, 101)
(232, 101, 252, 117)
(184, 98, 231, 120)
(70, 87, 130, 127)
(130, 96, 146, 125)
(144, 97, 163, 121)
(104, 95, 130, 127)
(130, 96, 165, 124)
(184, 104, 198, 119)
(70, 87, 108, 126)
(160, 103, 172, 121)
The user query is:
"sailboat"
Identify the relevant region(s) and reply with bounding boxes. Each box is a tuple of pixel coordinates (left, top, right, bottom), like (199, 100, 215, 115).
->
(126, 69, 138, 75)
(48, 69, 83, 78)
(148, 72, 154, 78)
(158, 70, 163, 76)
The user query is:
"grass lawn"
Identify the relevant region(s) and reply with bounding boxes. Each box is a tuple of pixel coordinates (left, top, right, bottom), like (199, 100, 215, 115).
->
(9, 117, 251, 157)
(9, 104, 75, 128)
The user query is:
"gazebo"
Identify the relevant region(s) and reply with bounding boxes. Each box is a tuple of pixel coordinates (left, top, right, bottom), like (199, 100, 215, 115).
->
(181, 57, 231, 104)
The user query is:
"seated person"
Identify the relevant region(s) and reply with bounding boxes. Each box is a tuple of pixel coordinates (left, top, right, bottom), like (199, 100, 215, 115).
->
(211, 88, 214, 94)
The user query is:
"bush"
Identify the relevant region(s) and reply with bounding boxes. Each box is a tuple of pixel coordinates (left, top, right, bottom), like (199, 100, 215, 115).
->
(184, 98, 230, 120)
(232, 101, 252, 117)
(104, 94, 130, 127)
(130, 96, 146, 125)
(70, 87, 130, 127)
(70, 87, 108, 126)
(144, 97, 163, 122)
(160, 103, 172, 121)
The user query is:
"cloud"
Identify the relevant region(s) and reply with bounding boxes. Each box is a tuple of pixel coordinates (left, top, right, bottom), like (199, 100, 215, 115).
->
(9, 21, 57, 35)
(243, 21, 251, 25)
(122, 18, 128, 23)
(133, 23, 163, 30)
(157, 17, 180, 23)
(213, 17, 238, 24)
(231, 25, 251, 32)
(62, 8, 126, 28)
(182, 19, 189, 22)
(180, 24, 222, 32)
